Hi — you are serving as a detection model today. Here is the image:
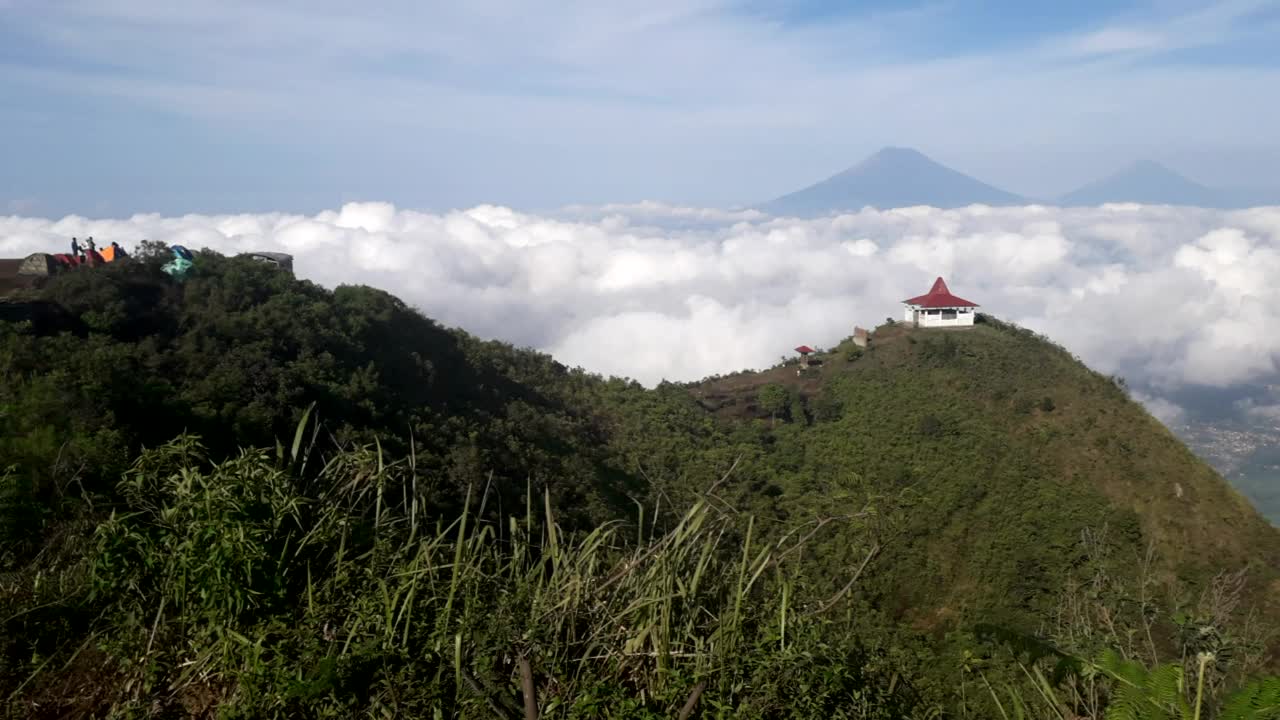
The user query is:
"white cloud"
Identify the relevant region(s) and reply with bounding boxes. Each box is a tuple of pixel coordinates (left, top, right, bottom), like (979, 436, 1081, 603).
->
(1134, 392, 1188, 427)
(561, 202, 767, 226)
(2, 203, 1279, 398)
(1238, 400, 1280, 422)
(1064, 28, 1168, 57)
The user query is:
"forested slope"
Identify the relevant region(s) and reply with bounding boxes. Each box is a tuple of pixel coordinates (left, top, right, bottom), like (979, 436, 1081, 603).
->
(689, 320, 1280, 636)
(0, 245, 654, 545)
(2, 249, 1277, 718)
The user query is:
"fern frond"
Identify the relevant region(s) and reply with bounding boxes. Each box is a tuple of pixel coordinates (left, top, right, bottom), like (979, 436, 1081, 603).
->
(1220, 677, 1280, 720)
(1107, 682, 1147, 720)
(1096, 649, 1149, 691)
(1144, 663, 1188, 716)
(974, 623, 1085, 683)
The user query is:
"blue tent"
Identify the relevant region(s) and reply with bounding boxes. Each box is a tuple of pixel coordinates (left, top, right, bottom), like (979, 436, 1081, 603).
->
(162, 245, 195, 281)
(162, 257, 193, 280)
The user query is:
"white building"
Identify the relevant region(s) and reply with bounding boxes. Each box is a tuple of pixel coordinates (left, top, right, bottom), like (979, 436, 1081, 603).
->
(902, 277, 979, 328)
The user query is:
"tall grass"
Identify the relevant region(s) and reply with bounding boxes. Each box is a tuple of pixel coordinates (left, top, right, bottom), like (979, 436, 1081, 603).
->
(5, 430, 916, 718)
(3, 426, 1278, 718)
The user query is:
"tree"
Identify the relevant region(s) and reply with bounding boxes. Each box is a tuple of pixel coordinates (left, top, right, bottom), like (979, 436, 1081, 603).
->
(811, 392, 844, 422)
(758, 383, 790, 426)
(789, 396, 808, 426)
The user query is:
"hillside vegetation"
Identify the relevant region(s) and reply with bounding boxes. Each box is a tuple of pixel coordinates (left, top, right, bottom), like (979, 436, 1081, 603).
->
(688, 320, 1280, 634)
(2, 249, 1278, 718)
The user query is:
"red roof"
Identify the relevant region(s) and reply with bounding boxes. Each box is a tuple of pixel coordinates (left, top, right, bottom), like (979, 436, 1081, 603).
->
(902, 277, 979, 309)
(794, 345, 814, 354)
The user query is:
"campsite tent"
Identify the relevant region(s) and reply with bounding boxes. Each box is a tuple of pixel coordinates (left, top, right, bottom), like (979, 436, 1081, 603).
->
(162, 257, 193, 280)
(52, 254, 80, 270)
(100, 244, 128, 263)
(240, 252, 294, 272)
(161, 246, 195, 281)
(17, 253, 57, 276)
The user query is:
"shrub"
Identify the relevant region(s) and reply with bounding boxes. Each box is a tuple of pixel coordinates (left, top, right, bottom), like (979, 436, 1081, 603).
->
(758, 383, 790, 424)
(13, 434, 919, 718)
(918, 415, 944, 438)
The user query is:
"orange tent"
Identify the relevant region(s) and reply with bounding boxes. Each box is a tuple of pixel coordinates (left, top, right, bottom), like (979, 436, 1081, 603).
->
(100, 245, 125, 262)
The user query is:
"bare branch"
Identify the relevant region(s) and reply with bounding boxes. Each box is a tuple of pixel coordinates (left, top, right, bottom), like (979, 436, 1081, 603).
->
(518, 655, 538, 720)
(704, 455, 742, 496)
(807, 543, 880, 616)
(677, 680, 707, 720)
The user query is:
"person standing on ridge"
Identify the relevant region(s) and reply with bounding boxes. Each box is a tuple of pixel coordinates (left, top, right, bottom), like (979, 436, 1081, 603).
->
(86, 237, 96, 254)
(71, 237, 81, 259)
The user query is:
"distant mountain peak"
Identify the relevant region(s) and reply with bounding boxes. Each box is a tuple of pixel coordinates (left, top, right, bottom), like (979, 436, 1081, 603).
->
(1125, 158, 1176, 173)
(854, 147, 938, 172)
(869, 146, 929, 160)
(1116, 159, 1197, 181)
(1059, 159, 1222, 207)
(760, 147, 1024, 216)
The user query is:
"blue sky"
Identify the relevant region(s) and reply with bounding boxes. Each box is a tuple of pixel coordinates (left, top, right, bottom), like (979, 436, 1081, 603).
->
(1, 0, 1279, 217)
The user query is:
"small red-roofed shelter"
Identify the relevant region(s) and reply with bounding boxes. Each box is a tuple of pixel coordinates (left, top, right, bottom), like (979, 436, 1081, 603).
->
(794, 345, 816, 370)
(903, 277, 979, 328)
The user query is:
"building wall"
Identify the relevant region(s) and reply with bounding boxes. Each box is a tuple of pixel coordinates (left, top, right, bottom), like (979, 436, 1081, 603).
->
(904, 305, 976, 328)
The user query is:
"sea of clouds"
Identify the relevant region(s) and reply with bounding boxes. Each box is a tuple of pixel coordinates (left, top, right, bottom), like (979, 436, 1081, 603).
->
(2, 201, 1278, 424)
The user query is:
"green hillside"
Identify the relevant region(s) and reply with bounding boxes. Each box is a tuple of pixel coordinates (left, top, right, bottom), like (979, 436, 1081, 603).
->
(687, 320, 1280, 633)
(0, 244, 646, 539)
(2, 250, 1278, 718)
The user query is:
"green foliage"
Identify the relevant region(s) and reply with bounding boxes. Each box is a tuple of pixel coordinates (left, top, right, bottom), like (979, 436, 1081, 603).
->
(0, 253, 644, 566)
(917, 414, 944, 438)
(833, 334, 866, 362)
(2, 255, 1279, 717)
(92, 436, 301, 625)
(0, 464, 30, 566)
(1095, 649, 1193, 719)
(917, 335, 959, 363)
(7, 434, 927, 717)
(757, 383, 790, 423)
(811, 392, 845, 422)
(1219, 677, 1280, 719)
(975, 625, 1280, 720)
(28, 429, 1273, 718)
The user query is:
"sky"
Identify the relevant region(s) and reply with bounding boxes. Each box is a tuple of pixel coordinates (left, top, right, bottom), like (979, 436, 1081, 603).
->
(2, 0, 1280, 216)
(3, 202, 1279, 433)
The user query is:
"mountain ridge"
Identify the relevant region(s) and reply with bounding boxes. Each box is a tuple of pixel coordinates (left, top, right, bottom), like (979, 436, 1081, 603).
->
(759, 146, 1026, 217)
(760, 148, 1276, 213)
(689, 318, 1280, 631)
(1058, 159, 1229, 207)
